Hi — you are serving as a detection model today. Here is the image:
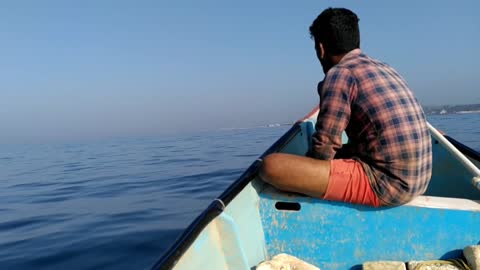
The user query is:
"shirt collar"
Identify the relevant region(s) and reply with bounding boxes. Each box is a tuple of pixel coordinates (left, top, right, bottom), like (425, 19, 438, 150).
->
(338, 48, 362, 65)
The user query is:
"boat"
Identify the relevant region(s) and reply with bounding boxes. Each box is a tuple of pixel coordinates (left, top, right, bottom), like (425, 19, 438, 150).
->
(151, 106, 480, 270)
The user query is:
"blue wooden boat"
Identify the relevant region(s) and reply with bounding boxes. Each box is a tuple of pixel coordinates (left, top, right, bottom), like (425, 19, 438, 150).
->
(151, 107, 480, 270)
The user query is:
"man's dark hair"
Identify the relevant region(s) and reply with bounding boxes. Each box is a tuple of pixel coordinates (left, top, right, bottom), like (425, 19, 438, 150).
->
(309, 8, 360, 55)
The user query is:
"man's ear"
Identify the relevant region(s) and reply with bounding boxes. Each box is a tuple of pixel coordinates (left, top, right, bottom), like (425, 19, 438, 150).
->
(318, 42, 325, 59)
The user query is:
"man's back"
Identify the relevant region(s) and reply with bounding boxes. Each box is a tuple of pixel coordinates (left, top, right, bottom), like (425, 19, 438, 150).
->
(314, 49, 432, 205)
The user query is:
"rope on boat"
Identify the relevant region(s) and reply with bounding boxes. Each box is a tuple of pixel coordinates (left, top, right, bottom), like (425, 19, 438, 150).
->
(413, 258, 471, 270)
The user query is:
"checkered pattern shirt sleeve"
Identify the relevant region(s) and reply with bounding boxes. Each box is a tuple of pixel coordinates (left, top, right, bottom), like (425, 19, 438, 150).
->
(311, 67, 356, 160)
(310, 49, 432, 206)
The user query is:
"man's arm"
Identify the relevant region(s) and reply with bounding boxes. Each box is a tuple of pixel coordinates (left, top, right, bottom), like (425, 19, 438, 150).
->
(310, 67, 357, 160)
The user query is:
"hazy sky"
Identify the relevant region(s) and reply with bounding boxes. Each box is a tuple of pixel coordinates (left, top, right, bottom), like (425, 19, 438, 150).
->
(1, 1, 479, 143)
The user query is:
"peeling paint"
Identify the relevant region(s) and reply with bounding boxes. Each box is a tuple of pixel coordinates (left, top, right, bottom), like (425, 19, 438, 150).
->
(260, 193, 480, 270)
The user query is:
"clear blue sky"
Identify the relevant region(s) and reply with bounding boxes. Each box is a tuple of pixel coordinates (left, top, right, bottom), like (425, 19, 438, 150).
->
(1, 1, 479, 143)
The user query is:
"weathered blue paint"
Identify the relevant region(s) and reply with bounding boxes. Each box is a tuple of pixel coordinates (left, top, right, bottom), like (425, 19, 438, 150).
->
(260, 187, 480, 270)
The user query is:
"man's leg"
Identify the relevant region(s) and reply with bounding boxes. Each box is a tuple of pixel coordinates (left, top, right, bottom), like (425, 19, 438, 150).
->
(260, 154, 383, 207)
(259, 153, 330, 198)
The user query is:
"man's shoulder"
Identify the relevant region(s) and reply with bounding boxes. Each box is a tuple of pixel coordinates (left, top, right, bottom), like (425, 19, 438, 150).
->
(325, 65, 354, 80)
(336, 54, 358, 68)
(338, 51, 390, 70)
(338, 53, 403, 82)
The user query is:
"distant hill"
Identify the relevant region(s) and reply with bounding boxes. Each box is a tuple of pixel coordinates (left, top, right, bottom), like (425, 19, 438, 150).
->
(423, 104, 480, 115)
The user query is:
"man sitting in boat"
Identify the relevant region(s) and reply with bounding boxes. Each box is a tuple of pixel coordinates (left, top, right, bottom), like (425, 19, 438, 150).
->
(260, 7, 432, 207)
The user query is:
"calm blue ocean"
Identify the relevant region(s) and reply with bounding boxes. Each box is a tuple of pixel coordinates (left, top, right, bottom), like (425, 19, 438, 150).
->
(0, 114, 479, 269)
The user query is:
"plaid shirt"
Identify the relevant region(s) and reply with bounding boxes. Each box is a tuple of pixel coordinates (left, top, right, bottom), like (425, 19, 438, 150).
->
(311, 49, 432, 206)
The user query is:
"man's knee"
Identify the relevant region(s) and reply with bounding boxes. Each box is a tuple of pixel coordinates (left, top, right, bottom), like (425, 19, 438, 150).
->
(259, 153, 283, 185)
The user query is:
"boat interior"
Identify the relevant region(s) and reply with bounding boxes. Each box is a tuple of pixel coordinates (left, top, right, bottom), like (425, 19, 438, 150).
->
(155, 119, 480, 270)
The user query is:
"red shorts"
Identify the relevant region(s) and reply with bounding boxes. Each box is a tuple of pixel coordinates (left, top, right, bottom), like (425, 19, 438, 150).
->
(323, 159, 382, 207)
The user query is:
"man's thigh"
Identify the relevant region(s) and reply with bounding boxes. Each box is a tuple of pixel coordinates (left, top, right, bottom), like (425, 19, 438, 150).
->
(260, 154, 381, 207)
(259, 153, 330, 198)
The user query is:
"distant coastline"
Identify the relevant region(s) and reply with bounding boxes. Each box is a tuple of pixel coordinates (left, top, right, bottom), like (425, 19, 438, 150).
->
(220, 104, 480, 131)
(423, 103, 480, 115)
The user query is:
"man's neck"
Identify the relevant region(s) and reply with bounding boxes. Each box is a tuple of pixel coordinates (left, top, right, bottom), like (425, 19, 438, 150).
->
(331, 53, 347, 65)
